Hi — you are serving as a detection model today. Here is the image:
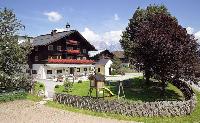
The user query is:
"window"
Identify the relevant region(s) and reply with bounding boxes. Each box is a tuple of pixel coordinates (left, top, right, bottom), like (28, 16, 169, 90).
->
(67, 47, 73, 50)
(48, 56, 53, 59)
(83, 49, 87, 53)
(48, 45, 53, 50)
(84, 68, 87, 71)
(57, 55, 62, 59)
(98, 68, 100, 72)
(35, 56, 38, 61)
(77, 57, 81, 60)
(32, 70, 37, 74)
(82, 57, 86, 60)
(57, 46, 61, 51)
(57, 70, 62, 74)
(47, 70, 52, 74)
(77, 68, 80, 72)
(35, 47, 38, 51)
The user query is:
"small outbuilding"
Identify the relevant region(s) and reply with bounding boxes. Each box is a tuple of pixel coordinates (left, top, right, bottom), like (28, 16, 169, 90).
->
(95, 59, 113, 76)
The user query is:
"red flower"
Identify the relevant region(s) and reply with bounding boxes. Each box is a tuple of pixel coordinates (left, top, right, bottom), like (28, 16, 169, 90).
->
(65, 50, 80, 54)
(48, 59, 94, 64)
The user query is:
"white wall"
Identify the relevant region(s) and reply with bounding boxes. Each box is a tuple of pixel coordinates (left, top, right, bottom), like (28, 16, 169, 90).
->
(32, 64, 95, 80)
(105, 60, 113, 76)
(32, 64, 47, 79)
(95, 60, 113, 76)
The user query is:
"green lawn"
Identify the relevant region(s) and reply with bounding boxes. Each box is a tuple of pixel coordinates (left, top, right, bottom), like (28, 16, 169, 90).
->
(46, 91, 200, 123)
(55, 77, 184, 102)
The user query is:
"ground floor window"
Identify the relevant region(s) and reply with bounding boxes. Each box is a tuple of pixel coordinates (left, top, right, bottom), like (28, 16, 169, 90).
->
(32, 70, 37, 74)
(47, 70, 52, 74)
(57, 70, 62, 74)
(77, 68, 80, 72)
(84, 68, 87, 71)
(98, 68, 100, 72)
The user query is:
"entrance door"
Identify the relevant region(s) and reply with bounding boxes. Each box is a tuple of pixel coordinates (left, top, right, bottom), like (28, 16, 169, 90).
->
(70, 67, 74, 75)
(109, 67, 111, 75)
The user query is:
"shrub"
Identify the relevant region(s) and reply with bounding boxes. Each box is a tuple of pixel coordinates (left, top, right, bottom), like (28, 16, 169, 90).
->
(39, 84, 44, 88)
(63, 79, 73, 92)
(0, 92, 27, 102)
(55, 85, 60, 88)
(78, 80, 82, 83)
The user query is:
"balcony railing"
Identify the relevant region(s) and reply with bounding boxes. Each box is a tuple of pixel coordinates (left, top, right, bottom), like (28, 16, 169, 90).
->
(66, 40, 78, 45)
(48, 59, 94, 64)
(65, 50, 80, 54)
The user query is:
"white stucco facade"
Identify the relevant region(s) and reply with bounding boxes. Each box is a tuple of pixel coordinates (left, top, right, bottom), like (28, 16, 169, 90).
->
(95, 59, 113, 76)
(31, 64, 95, 80)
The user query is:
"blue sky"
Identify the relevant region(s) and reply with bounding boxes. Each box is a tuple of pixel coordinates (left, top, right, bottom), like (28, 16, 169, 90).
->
(1, 0, 200, 50)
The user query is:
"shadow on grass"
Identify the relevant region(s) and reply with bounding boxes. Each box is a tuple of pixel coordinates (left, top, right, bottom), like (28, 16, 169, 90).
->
(106, 77, 184, 102)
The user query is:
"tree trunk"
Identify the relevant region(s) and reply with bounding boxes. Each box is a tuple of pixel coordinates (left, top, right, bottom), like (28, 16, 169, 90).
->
(161, 80, 166, 97)
(145, 70, 150, 85)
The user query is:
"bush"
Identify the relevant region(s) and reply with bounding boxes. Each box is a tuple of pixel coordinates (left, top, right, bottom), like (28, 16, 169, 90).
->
(0, 92, 27, 102)
(55, 85, 60, 88)
(63, 79, 73, 92)
(39, 83, 44, 88)
(78, 80, 82, 83)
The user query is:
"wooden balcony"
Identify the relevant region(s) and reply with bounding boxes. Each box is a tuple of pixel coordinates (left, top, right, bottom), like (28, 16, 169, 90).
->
(48, 59, 94, 64)
(65, 50, 80, 54)
(66, 40, 78, 45)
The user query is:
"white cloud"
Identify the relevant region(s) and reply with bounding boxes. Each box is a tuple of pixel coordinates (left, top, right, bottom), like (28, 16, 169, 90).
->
(102, 30, 122, 45)
(114, 14, 120, 21)
(81, 28, 101, 42)
(195, 31, 200, 43)
(44, 11, 62, 22)
(186, 27, 194, 34)
(81, 27, 122, 50)
(186, 27, 200, 43)
(55, 28, 67, 32)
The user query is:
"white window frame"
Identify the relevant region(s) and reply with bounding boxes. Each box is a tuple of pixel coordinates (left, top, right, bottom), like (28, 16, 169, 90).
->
(82, 57, 86, 60)
(67, 47, 73, 50)
(35, 56, 38, 61)
(57, 46, 61, 51)
(83, 49, 87, 53)
(48, 45, 53, 51)
(47, 70, 52, 74)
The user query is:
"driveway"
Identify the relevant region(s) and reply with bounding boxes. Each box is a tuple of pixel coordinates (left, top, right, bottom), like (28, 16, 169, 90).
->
(106, 73, 143, 81)
(0, 100, 139, 123)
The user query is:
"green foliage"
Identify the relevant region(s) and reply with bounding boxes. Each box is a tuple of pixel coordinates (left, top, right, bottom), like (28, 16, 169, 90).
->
(55, 85, 60, 88)
(33, 82, 45, 95)
(63, 79, 73, 92)
(111, 56, 123, 75)
(0, 92, 27, 102)
(120, 5, 199, 93)
(78, 80, 82, 83)
(0, 8, 32, 90)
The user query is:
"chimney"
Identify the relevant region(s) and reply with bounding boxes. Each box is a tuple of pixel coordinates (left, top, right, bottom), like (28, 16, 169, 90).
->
(51, 30, 57, 36)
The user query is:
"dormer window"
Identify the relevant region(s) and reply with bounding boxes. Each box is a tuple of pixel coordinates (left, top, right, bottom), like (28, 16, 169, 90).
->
(57, 46, 61, 51)
(83, 49, 87, 53)
(48, 45, 53, 51)
(35, 56, 38, 61)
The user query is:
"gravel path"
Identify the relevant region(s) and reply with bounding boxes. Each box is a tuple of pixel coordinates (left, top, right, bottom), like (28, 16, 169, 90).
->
(0, 100, 139, 123)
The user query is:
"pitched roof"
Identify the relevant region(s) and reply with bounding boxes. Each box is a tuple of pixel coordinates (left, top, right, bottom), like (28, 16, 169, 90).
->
(95, 59, 111, 65)
(112, 51, 124, 59)
(32, 30, 75, 46)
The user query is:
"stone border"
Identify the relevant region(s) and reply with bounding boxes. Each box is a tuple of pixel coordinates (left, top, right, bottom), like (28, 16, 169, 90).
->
(53, 80, 197, 117)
